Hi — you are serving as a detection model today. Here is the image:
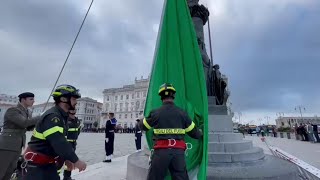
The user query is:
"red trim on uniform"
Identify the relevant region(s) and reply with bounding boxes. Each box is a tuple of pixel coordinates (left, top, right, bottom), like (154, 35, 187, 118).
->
(24, 147, 60, 165)
(153, 139, 186, 150)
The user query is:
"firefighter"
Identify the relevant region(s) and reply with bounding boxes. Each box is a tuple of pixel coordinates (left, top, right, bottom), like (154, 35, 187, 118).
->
(103, 112, 117, 163)
(140, 83, 203, 180)
(23, 84, 86, 180)
(62, 109, 81, 180)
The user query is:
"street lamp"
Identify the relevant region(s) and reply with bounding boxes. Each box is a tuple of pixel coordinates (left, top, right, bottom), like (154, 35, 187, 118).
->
(264, 116, 270, 125)
(238, 112, 242, 125)
(227, 102, 232, 114)
(276, 112, 284, 118)
(295, 106, 306, 118)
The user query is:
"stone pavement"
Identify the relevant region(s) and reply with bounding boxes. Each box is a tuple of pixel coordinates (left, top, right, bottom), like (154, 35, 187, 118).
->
(26, 132, 147, 165)
(245, 135, 320, 169)
(63, 155, 128, 180)
(24, 132, 320, 179)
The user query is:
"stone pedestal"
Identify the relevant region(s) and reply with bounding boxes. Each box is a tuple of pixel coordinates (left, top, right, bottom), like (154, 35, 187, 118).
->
(126, 96, 300, 180)
(206, 96, 300, 179)
(126, 150, 149, 180)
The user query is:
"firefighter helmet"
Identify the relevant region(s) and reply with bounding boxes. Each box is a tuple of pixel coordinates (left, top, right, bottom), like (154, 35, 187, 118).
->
(158, 83, 176, 99)
(52, 84, 81, 99)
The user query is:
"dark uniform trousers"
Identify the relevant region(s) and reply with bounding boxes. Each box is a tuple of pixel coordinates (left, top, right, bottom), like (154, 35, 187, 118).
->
(0, 150, 21, 180)
(24, 163, 60, 180)
(147, 149, 188, 180)
(135, 133, 142, 150)
(105, 132, 115, 156)
(63, 142, 77, 178)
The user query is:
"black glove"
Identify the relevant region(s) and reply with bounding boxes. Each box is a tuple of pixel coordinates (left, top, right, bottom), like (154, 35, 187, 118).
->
(26, 125, 35, 131)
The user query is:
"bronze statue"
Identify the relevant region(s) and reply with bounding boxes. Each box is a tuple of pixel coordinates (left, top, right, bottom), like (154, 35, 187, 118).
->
(187, 0, 229, 105)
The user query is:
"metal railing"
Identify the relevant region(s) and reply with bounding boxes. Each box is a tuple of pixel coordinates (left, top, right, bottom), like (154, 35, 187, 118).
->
(261, 137, 320, 180)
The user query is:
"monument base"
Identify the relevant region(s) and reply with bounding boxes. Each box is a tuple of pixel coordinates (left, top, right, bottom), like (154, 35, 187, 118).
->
(126, 151, 300, 180)
(207, 155, 300, 179)
(126, 150, 149, 180)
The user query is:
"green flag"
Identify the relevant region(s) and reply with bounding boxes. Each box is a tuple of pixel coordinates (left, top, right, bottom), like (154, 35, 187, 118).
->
(144, 0, 208, 179)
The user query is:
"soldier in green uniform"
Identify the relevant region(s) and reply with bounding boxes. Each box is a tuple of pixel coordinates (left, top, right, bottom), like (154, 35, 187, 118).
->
(0, 92, 40, 180)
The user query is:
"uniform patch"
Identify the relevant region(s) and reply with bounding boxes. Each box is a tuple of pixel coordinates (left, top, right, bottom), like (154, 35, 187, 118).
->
(51, 117, 60, 123)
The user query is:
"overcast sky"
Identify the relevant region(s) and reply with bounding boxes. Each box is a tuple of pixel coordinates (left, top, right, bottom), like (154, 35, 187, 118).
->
(0, 0, 319, 125)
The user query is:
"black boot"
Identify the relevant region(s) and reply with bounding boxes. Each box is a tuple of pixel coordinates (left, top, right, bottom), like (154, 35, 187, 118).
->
(103, 159, 111, 163)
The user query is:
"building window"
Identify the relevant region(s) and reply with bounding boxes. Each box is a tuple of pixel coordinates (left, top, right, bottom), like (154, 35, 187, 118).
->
(115, 96, 118, 101)
(281, 122, 284, 126)
(137, 92, 140, 98)
(136, 113, 138, 118)
(119, 114, 122, 119)
(107, 96, 109, 101)
(136, 101, 140, 110)
(142, 100, 146, 109)
(131, 114, 133, 118)
(120, 103, 123, 112)
(114, 103, 118, 112)
(121, 95, 123, 100)
(143, 91, 146, 97)
(125, 102, 129, 111)
(132, 94, 134, 99)
(125, 114, 127, 118)
(126, 94, 129, 100)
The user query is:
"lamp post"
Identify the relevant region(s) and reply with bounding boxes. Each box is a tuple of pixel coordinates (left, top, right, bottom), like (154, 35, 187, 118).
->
(295, 106, 306, 125)
(264, 116, 270, 125)
(238, 112, 242, 125)
(276, 112, 285, 118)
(295, 106, 306, 118)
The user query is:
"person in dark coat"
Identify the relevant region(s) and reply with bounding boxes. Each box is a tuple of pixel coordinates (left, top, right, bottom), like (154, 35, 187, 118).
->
(23, 84, 86, 180)
(312, 123, 320, 143)
(103, 112, 117, 163)
(139, 83, 203, 180)
(135, 119, 142, 151)
(62, 109, 81, 180)
(0, 92, 40, 180)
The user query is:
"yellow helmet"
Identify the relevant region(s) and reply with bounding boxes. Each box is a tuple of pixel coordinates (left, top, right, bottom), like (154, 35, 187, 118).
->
(52, 84, 81, 99)
(158, 83, 176, 99)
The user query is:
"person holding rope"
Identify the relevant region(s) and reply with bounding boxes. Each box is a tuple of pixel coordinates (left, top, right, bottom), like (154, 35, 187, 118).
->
(139, 83, 203, 180)
(60, 109, 81, 180)
(0, 92, 40, 180)
(23, 84, 86, 180)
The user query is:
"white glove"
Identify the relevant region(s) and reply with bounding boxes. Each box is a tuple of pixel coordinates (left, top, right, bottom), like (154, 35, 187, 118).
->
(105, 138, 109, 143)
(135, 137, 137, 140)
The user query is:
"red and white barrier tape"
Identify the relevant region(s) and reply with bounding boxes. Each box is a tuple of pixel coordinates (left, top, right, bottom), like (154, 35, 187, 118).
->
(261, 137, 320, 180)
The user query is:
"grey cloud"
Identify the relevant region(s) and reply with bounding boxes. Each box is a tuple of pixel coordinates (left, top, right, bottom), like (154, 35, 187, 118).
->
(1, 0, 320, 122)
(207, 1, 320, 114)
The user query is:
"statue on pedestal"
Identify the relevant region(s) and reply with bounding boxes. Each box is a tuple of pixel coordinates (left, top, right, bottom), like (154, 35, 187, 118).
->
(187, 0, 229, 105)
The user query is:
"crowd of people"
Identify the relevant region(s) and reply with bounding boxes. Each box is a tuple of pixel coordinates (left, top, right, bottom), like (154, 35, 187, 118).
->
(294, 122, 320, 143)
(238, 123, 320, 144)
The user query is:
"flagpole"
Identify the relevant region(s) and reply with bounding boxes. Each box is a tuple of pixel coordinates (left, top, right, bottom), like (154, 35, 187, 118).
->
(207, 10, 214, 67)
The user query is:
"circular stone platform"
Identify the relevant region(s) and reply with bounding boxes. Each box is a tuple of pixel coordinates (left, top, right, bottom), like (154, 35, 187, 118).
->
(126, 151, 300, 180)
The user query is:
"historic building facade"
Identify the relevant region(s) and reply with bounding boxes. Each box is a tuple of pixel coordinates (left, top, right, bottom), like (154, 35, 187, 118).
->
(102, 76, 149, 128)
(276, 116, 320, 128)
